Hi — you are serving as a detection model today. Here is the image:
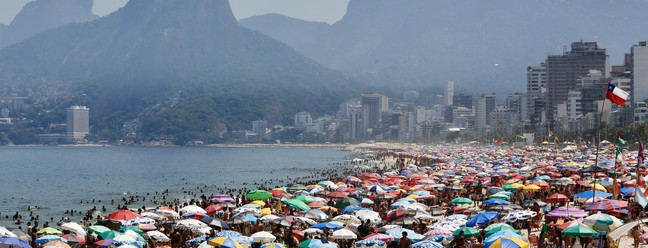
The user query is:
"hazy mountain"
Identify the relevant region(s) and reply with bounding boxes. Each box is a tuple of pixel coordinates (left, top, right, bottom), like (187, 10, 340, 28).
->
(0, 0, 359, 143)
(281, 0, 648, 94)
(1, 0, 98, 48)
(239, 14, 330, 50)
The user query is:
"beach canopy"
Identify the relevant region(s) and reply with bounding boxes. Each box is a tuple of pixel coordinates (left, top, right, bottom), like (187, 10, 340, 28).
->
(484, 199, 511, 206)
(246, 190, 272, 200)
(466, 212, 499, 227)
(547, 206, 588, 219)
(107, 210, 141, 221)
(485, 236, 529, 248)
(298, 239, 337, 248)
(0, 237, 31, 248)
(561, 223, 598, 237)
(572, 190, 612, 199)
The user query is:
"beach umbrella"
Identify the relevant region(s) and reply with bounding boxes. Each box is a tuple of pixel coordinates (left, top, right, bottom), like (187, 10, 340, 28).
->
(283, 199, 311, 211)
(42, 240, 70, 248)
(547, 193, 569, 202)
(355, 210, 382, 223)
(341, 205, 368, 213)
(99, 230, 121, 240)
(310, 222, 343, 232)
(250, 231, 276, 243)
(583, 213, 624, 231)
(0, 227, 17, 238)
(584, 200, 624, 211)
(146, 231, 170, 242)
(10, 229, 29, 242)
(547, 207, 588, 219)
(118, 226, 143, 234)
(288, 184, 308, 192)
(354, 239, 386, 248)
(451, 197, 473, 205)
(502, 184, 519, 190)
(363, 233, 394, 242)
(260, 243, 286, 248)
(88, 225, 111, 235)
(332, 214, 361, 226)
(302, 209, 328, 221)
(107, 210, 140, 221)
(60, 222, 86, 236)
(453, 227, 479, 238)
(180, 205, 207, 216)
(36, 228, 62, 235)
(247, 190, 272, 200)
(466, 212, 498, 227)
(208, 237, 243, 248)
(331, 229, 357, 240)
(0, 237, 31, 248)
(335, 198, 360, 209)
(484, 199, 511, 206)
(298, 239, 337, 248)
(588, 184, 607, 192)
(410, 240, 444, 248)
(484, 223, 520, 236)
(561, 223, 598, 237)
(386, 228, 425, 242)
(35, 235, 66, 244)
(294, 195, 317, 203)
(210, 195, 236, 203)
(484, 230, 526, 244)
(326, 191, 349, 199)
(488, 194, 510, 200)
(522, 185, 540, 191)
(61, 234, 84, 245)
(572, 190, 612, 199)
(485, 236, 529, 248)
(155, 208, 180, 218)
(175, 219, 209, 232)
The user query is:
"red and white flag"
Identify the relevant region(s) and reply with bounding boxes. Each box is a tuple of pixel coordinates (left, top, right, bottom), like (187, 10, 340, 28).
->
(606, 83, 629, 106)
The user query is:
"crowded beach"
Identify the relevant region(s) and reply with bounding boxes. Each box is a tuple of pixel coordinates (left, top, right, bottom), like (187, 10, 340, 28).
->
(1, 142, 647, 248)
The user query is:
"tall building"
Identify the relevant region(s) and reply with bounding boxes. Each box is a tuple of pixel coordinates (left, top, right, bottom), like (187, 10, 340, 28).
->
(350, 110, 362, 141)
(444, 81, 454, 106)
(632, 41, 648, 103)
(475, 93, 496, 133)
(66, 106, 90, 142)
(453, 93, 473, 109)
(252, 120, 267, 142)
(294, 112, 312, 129)
(361, 93, 387, 133)
(546, 41, 608, 128)
(526, 63, 546, 121)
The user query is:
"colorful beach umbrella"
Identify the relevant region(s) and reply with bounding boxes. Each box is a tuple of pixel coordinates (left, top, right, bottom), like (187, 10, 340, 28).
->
(260, 243, 286, 248)
(106, 210, 140, 221)
(484, 223, 519, 236)
(451, 197, 473, 205)
(298, 239, 337, 248)
(485, 236, 529, 248)
(282, 199, 311, 211)
(453, 227, 479, 238)
(208, 237, 243, 248)
(36, 228, 62, 235)
(561, 223, 598, 237)
(335, 198, 360, 209)
(0, 237, 31, 248)
(246, 190, 272, 200)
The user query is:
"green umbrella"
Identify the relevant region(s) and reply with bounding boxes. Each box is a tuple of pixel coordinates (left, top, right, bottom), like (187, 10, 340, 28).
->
(283, 199, 311, 211)
(502, 184, 518, 190)
(288, 184, 308, 192)
(453, 227, 480, 237)
(451, 197, 473, 205)
(484, 223, 520, 236)
(88, 225, 111, 234)
(36, 227, 62, 235)
(335, 197, 360, 209)
(561, 224, 598, 237)
(294, 195, 317, 203)
(99, 230, 122, 240)
(246, 190, 272, 200)
(118, 225, 143, 234)
(488, 194, 510, 200)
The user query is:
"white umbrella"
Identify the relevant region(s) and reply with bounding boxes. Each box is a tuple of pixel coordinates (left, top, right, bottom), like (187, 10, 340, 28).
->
(332, 215, 362, 226)
(155, 209, 180, 218)
(295, 217, 318, 225)
(302, 228, 324, 234)
(331, 229, 357, 240)
(113, 234, 136, 243)
(140, 212, 164, 220)
(180, 205, 207, 216)
(126, 217, 156, 225)
(146, 231, 170, 242)
(260, 214, 280, 222)
(0, 227, 17, 237)
(176, 219, 209, 231)
(197, 242, 214, 248)
(360, 198, 374, 205)
(60, 222, 86, 236)
(355, 210, 382, 223)
(250, 231, 276, 243)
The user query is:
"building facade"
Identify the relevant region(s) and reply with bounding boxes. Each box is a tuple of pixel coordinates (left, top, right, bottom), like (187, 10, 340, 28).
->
(66, 106, 90, 142)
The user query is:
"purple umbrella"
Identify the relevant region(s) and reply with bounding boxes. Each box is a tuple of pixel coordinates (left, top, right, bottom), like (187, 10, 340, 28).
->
(210, 194, 236, 203)
(547, 206, 588, 218)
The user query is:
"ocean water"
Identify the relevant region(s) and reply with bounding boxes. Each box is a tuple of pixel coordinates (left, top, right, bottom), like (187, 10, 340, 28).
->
(0, 146, 353, 228)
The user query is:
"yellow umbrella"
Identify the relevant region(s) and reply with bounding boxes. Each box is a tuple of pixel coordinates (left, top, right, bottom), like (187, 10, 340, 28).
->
(506, 178, 519, 184)
(251, 201, 266, 207)
(523, 185, 541, 191)
(588, 184, 607, 192)
(511, 183, 524, 189)
(208, 237, 243, 248)
(407, 194, 419, 199)
(261, 208, 271, 216)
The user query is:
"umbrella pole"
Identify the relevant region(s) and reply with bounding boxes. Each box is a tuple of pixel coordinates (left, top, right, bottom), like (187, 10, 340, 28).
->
(593, 99, 607, 201)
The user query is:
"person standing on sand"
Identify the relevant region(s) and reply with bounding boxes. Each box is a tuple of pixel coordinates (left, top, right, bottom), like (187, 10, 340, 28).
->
(398, 232, 412, 248)
(631, 225, 643, 248)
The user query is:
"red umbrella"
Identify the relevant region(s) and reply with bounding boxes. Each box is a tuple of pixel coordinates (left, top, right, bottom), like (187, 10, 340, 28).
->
(205, 204, 223, 215)
(292, 229, 305, 241)
(62, 234, 86, 245)
(307, 202, 325, 208)
(326, 191, 349, 198)
(107, 210, 140, 221)
(547, 193, 569, 202)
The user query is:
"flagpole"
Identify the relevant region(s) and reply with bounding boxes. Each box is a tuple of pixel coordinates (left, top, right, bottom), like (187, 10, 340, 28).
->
(593, 99, 606, 200)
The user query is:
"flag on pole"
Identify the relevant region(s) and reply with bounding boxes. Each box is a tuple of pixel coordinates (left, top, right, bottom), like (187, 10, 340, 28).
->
(606, 83, 629, 106)
(616, 133, 626, 148)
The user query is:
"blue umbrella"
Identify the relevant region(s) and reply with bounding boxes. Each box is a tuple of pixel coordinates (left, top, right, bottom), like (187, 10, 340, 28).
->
(410, 240, 444, 248)
(354, 239, 385, 247)
(35, 235, 66, 244)
(573, 190, 612, 199)
(484, 230, 526, 244)
(466, 212, 499, 227)
(0, 237, 31, 248)
(185, 236, 206, 245)
(341, 205, 369, 213)
(484, 199, 511, 206)
(620, 188, 635, 195)
(385, 228, 425, 242)
(310, 222, 344, 232)
(216, 230, 243, 237)
(260, 243, 286, 248)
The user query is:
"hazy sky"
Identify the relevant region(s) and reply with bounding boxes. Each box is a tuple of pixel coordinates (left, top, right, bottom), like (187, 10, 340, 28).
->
(0, 0, 349, 25)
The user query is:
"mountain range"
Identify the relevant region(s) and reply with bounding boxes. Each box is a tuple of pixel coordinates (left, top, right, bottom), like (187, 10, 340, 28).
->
(0, 0, 98, 49)
(241, 0, 648, 94)
(0, 0, 359, 144)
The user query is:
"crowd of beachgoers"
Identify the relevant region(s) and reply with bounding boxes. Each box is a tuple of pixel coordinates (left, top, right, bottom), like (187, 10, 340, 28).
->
(1, 142, 647, 248)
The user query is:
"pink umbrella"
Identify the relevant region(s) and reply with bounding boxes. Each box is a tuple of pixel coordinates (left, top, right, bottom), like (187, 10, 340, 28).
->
(363, 233, 395, 242)
(547, 206, 588, 218)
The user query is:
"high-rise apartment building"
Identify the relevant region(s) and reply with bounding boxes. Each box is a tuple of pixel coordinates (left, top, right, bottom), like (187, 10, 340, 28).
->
(546, 41, 608, 128)
(444, 81, 454, 106)
(632, 41, 648, 103)
(294, 112, 312, 129)
(66, 106, 90, 142)
(361, 93, 388, 133)
(475, 92, 496, 133)
(526, 63, 546, 121)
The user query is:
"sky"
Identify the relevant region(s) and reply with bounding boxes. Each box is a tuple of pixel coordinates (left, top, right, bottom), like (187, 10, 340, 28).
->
(0, 0, 350, 25)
